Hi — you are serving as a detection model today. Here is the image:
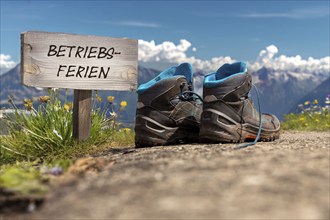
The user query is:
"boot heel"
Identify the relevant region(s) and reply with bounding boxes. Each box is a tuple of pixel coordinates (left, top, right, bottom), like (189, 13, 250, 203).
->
(135, 116, 176, 147)
(135, 116, 201, 147)
(199, 109, 242, 143)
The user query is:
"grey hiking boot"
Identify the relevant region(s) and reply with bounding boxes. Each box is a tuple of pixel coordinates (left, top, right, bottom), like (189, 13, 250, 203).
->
(199, 62, 280, 144)
(135, 63, 202, 147)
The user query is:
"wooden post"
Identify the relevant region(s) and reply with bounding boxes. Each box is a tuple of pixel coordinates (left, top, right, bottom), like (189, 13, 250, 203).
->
(21, 31, 138, 141)
(73, 90, 92, 141)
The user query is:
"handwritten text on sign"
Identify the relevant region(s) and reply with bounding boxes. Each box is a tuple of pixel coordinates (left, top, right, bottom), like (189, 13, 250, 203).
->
(21, 31, 138, 91)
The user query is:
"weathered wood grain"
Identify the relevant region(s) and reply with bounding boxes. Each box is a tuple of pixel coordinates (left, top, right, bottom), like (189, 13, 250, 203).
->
(73, 90, 92, 141)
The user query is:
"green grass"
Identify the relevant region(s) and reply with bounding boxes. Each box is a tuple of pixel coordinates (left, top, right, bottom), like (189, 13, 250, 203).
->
(0, 90, 134, 197)
(0, 90, 134, 165)
(0, 162, 49, 196)
(282, 98, 330, 131)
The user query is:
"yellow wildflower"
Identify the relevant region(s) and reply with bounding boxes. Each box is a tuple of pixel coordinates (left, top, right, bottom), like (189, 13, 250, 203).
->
(63, 102, 73, 111)
(23, 98, 34, 111)
(299, 117, 305, 122)
(120, 101, 127, 107)
(304, 101, 310, 105)
(315, 119, 319, 123)
(120, 128, 131, 132)
(96, 95, 102, 102)
(38, 95, 50, 103)
(107, 96, 115, 103)
(313, 99, 318, 105)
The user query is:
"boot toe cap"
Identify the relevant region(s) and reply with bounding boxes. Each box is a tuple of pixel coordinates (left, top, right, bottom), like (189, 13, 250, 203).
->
(262, 113, 281, 131)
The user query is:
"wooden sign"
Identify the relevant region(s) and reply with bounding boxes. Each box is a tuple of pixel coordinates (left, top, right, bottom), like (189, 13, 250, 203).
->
(21, 31, 138, 91)
(20, 31, 138, 141)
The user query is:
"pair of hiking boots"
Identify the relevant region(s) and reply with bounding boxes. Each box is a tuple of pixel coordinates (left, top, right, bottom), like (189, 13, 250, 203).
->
(135, 62, 280, 147)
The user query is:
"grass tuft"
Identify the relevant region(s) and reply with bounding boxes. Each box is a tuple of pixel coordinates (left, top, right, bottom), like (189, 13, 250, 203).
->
(282, 97, 330, 131)
(0, 89, 134, 197)
(0, 89, 134, 165)
(0, 162, 49, 196)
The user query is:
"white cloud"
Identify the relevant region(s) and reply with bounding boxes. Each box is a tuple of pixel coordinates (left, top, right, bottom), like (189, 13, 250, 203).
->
(240, 6, 329, 19)
(138, 39, 190, 63)
(138, 39, 330, 75)
(138, 39, 235, 72)
(114, 21, 160, 28)
(0, 54, 17, 75)
(249, 45, 330, 74)
(120, 21, 159, 28)
(250, 45, 279, 71)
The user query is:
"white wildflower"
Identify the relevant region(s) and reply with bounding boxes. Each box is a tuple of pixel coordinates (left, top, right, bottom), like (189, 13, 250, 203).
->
(53, 129, 63, 140)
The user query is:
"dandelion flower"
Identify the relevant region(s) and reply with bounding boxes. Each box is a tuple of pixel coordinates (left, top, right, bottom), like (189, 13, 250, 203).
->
(120, 128, 131, 132)
(24, 98, 34, 111)
(107, 96, 115, 103)
(120, 101, 127, 107)
(24, 98, 33, 104)
(96, 95, 102, 102)
(38, 95, 50, 103)
(313, 99, 318, 105)
(63, 102, 73, 111)
(299, 117, 305, 122)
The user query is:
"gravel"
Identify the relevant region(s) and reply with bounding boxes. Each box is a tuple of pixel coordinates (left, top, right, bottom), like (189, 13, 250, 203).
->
(31, 131, 330, 219)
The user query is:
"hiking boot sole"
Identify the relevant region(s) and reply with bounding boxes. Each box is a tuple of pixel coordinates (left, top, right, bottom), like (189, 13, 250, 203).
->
(135, 116, 200, 148)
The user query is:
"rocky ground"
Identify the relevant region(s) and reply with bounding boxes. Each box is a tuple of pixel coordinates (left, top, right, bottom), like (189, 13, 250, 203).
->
(2, 131, 330, 219)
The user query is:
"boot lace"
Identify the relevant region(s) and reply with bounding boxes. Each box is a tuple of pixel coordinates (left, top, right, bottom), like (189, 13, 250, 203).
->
(180, 91, 203, 103)
(179, 83, 203, 103)
(235, 84, 263, 149)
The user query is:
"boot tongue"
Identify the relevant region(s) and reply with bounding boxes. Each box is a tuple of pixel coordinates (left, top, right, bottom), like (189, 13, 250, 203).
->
(174, 62, 193, 85)
(137, 63, 193, 95)
(212, 62, 252, 101)
(215, 62, 247, 80)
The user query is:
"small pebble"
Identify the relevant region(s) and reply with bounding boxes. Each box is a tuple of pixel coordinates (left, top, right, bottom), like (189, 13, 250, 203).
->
(155, 172, 164, 181)
(49, 166, 63, 175)
(27, 202, 36, 212)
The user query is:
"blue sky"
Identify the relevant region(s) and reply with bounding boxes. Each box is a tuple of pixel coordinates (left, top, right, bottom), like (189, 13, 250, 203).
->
(0, 0, 329, 73)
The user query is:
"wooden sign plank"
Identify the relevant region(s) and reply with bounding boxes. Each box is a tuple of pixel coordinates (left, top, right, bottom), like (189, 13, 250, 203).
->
(21, 31, 138, 91)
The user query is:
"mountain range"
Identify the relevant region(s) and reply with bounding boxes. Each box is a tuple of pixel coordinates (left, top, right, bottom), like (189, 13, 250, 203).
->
(251, 67, 329, 118)
(290, 76, 330, 113)
(0, 64, 329, 122)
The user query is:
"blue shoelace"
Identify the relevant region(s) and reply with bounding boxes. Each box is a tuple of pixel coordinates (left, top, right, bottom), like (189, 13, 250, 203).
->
(235, 84, 263, 149)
